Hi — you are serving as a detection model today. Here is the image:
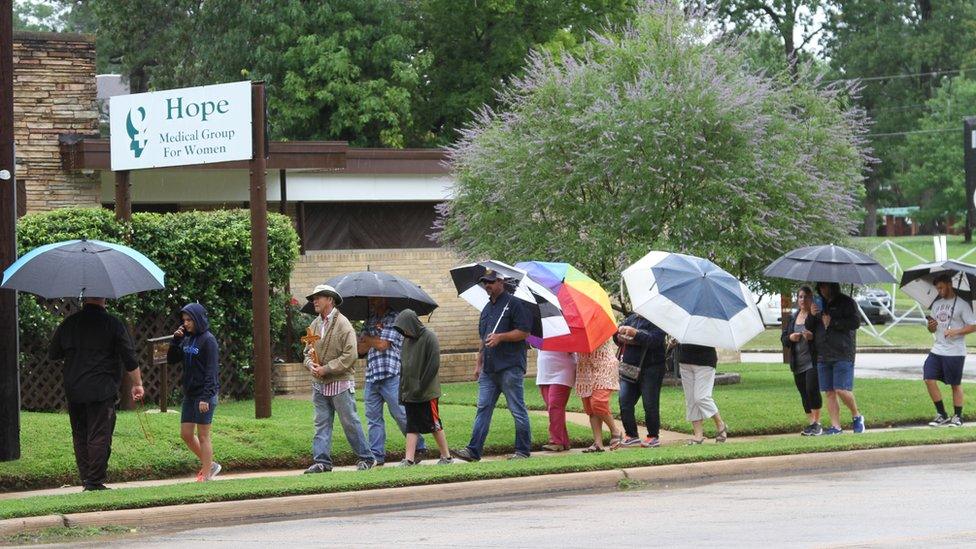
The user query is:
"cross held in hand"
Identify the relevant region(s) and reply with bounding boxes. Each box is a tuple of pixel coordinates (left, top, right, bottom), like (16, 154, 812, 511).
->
(301, 327, 321, 365)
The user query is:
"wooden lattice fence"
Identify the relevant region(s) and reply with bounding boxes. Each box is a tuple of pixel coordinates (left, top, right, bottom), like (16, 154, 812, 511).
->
(19, 301, 255, 411)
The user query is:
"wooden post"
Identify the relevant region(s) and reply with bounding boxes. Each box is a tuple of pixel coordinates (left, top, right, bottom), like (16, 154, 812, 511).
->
(114, 170, 131, 223)
(280, 169, 294, 361)
(780, 293, 792, 364)
(251, 82, 272, 419)
(0, 0, 21, 461)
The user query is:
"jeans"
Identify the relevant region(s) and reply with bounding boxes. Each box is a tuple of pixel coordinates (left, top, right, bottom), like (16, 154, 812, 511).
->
(68, 398, 117, 487)
(466, 367, 532, 459)
(618, 362, 666, 438)
(364, 375, 425, 463)
(539, 384, 571, 447)
(312, 389, 372, 468)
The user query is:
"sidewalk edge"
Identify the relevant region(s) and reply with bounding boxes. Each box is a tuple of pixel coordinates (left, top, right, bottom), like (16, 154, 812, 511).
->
(3, 442, 974, 537)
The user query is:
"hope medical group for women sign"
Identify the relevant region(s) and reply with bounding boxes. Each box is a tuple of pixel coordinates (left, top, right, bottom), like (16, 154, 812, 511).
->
(110, 81, 253, 170)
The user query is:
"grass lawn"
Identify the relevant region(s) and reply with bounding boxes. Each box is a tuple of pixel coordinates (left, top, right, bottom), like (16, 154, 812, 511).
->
(741, 325, 973, 351)
(0, 399, 592, 492)
(3, 427, 976, 520)
(439, 363, 976, 436)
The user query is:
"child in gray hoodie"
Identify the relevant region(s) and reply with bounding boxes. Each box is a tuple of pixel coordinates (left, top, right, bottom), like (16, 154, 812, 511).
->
(394, 309, 453, 465)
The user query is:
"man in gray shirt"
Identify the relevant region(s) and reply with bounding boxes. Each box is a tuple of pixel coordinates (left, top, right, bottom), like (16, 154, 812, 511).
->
(924, 273, 976, 427)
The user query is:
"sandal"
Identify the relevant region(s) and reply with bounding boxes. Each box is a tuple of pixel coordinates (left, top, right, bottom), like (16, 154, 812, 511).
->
(609, 433, 624, 450)
(685, 438, 704, 446)
(715, 424, 729, 443)
(542, 443, 569, 452)
(582, 445, 605, 453)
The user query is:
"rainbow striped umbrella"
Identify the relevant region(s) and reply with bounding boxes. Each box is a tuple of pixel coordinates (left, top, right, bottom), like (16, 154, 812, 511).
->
(515, 261, 617, 353)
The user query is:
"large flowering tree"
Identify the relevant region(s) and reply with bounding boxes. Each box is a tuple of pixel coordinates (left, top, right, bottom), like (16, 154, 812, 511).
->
(436, 3, 869, 300)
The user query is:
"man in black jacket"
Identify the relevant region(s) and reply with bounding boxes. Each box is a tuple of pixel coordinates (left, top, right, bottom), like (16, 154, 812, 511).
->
(49, 297, 144, 491)
(812, 282, 864, 435)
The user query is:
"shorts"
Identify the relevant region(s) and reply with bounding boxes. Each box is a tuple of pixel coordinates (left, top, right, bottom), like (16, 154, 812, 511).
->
(923, 353, 965, 386)
(817, 360, 854, 392)
(404, 399, 443, 434)
(581, 388, 615, 416)
(181, 396, 217, 425)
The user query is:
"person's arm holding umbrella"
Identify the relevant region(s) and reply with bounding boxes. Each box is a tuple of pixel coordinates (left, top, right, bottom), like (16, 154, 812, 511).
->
(484, 299, 531, 348)
(824, 296, 860, 332)
(115, 318, 144, 402)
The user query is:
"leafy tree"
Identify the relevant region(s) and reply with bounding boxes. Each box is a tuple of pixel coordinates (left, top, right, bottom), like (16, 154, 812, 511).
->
(85, 0, 425, 146)
(12, 0, 62, 32)
(823, 0, 976, 235)
(707, 0, 827, 80)
(896, 77, 976, 230)
(437, 4, 868, 298)
(410, 0, 639, 145)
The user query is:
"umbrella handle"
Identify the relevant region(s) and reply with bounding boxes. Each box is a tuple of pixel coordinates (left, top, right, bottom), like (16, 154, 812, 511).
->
(490, 304, 509, 335)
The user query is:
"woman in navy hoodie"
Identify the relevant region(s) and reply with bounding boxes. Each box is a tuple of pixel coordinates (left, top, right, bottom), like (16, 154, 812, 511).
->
(168, 303, 221, 481)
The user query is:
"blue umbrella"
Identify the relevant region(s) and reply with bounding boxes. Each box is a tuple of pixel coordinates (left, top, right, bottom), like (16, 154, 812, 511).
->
(2, 239, 165, 299)
(622, 251, 763, 349)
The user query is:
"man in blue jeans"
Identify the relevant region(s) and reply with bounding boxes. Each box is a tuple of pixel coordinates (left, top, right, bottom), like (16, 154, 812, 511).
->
(812, 282, 865, 435)
(358, 297, 425, 465)
(452, 270, 533, 461)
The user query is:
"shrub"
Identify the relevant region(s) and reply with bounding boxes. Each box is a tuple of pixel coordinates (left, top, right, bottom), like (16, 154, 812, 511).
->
(16, 207, 300, 399)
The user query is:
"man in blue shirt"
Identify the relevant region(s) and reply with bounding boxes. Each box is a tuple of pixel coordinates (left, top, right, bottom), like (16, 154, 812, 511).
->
(451, 270, 533, 461)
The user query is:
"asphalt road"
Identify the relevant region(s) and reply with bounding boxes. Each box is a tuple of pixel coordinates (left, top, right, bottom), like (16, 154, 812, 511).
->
(95, 461, 976, 548)
(742, 351, 976, 381)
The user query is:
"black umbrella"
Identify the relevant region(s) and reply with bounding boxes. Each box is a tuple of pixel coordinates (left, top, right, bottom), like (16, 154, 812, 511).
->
(300, 271, 438, 320)
(900, 260, 976, 308)
(1, 239, 165, 299)
(449, 260, 570, 339)
(763, 245, 896, 285)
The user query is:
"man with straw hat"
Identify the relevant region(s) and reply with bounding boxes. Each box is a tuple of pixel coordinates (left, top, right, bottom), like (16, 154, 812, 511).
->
(302, 284, 375, 472)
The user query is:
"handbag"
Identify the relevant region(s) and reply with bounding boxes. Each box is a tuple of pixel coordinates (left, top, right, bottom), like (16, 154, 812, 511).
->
(618, 342, 649, 383)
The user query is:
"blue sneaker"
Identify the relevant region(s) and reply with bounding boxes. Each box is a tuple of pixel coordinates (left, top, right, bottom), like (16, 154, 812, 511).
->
(852, 415, 866, 434)
(823, 426, 843, 435)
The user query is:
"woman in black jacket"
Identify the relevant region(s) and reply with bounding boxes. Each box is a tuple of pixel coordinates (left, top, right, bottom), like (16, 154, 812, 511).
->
(780, 286, 823, 436)
(168, 302, 221, 481)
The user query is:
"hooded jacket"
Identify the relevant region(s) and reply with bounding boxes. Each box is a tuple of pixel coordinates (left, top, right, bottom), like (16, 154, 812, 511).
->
(167, 303, 220, 401)
(394, 309, 441, 403)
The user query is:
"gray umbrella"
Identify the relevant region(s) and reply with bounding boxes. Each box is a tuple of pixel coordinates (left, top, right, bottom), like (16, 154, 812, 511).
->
(300, 271, 438, 320)
(763, 244, 896, 284)
(1, 239, 165, 299)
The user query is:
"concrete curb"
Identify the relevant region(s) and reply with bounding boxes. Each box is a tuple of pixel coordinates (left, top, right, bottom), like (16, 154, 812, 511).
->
(3, 442, 975, 537)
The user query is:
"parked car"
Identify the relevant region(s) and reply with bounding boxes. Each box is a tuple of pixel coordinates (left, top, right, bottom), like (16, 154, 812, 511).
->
(757, 293, 785, 326)
(854, 288, 892, 325)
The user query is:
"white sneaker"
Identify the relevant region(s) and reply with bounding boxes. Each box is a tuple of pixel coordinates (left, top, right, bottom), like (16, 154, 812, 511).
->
(207, 462, 222, 480)
(929, 415, 952, 427)
(949, 415, 964, 427)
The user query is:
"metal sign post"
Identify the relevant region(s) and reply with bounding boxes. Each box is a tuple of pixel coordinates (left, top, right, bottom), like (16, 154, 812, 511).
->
(963, 117, 976, 243)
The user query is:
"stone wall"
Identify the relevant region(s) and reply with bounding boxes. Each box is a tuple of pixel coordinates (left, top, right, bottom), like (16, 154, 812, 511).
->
(13, 32, 100, 212)
(290, 248, 483, 353)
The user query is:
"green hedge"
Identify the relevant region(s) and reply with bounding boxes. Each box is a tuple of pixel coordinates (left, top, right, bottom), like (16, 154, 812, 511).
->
(16, 207, 300, 397)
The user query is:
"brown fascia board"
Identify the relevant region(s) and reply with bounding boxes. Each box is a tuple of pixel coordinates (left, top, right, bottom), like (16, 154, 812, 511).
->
(59, 137, 451, 174)
(13, 31, 95, 44)
(345, 148, 450, 175)
(59, 137, 349, 171)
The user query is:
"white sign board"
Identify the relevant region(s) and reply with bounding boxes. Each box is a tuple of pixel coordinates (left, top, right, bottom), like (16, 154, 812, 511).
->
(110, 81, 253, 170)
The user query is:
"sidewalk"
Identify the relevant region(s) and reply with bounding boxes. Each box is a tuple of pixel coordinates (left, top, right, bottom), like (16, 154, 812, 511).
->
(0, 409, 933, 502)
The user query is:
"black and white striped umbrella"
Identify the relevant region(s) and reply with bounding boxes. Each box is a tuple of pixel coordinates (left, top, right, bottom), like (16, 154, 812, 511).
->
(450, 260, 570, 339)
(900, 260, 976, 308)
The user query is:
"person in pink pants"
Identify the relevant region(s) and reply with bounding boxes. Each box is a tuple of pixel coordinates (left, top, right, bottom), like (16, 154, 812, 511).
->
(536, 350, 577, 451)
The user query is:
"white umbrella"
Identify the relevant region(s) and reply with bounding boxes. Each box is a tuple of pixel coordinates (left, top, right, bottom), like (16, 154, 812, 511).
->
(622, 251, 763, 350)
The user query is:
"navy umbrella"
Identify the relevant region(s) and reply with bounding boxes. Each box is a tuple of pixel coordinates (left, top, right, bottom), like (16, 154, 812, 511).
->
(900, 260, 976, 308)
(1, 239, 165, 299)
(622, 251, 763, 349)
(300, 271, 438, 320)
(763, 245, 896, 285)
